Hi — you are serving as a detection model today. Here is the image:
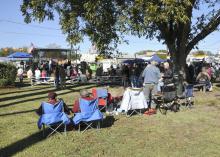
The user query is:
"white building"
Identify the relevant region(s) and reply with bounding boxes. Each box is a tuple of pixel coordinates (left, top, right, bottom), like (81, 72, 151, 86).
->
(80, 53, 98, 63)
(79, 45, 99, 63)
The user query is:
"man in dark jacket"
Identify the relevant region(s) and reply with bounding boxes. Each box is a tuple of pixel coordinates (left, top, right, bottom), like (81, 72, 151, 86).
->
(163, 62, 173, 85)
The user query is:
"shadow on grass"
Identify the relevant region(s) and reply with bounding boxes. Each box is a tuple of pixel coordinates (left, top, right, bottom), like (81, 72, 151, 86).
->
(0, 83, 98, 103)
(0, 109, 36, 117)
(215, 83, 220, 88)
(102, 115, 117, 128)
(0, 88, 57, 103)
(0, 86, 52, 96)
(0, 117, 114, 156)
(207, 103, 220, 110)
(0, 131, 44, 156)
(69, 116, 117, 132)
(0, 85, 97, 109)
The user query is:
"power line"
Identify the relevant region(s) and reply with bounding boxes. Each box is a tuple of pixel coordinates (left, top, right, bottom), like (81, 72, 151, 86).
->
(0, 31, 65, 37)
(0, 19, 60, 31)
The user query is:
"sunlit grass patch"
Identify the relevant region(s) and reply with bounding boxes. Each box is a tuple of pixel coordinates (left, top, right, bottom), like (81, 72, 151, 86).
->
(1, 83, 220, 156)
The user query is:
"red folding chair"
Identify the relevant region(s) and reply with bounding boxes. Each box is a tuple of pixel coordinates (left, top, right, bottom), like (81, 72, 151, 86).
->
(92, 88, 108, 111)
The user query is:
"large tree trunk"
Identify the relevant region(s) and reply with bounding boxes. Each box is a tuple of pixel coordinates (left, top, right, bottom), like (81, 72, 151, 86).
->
(169, 46, 187, 96)
(174, 50, 187, 96)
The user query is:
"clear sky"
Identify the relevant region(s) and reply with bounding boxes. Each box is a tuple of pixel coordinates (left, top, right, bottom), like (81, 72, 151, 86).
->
(0, 0, 219, 54)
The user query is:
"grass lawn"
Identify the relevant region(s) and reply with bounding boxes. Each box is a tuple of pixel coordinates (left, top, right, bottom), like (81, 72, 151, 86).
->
(1, 81, 220, 157)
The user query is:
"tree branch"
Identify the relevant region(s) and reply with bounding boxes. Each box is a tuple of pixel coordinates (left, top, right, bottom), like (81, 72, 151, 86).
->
(176, 0, 196, 52)
(186, 9, 220, 52)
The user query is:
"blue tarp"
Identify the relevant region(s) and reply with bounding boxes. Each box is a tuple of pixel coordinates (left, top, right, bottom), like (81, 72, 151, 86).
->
(7, 52, 33, 58)
(150, 54, 165, 63)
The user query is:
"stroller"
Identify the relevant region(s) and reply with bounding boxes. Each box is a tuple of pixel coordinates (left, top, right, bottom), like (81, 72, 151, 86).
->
(153, 83, 180, 115)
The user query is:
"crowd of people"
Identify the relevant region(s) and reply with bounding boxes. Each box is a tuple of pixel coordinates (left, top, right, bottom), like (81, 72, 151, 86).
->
(36, 61, 174, 124)
(16, 60, 94, 88)
(34, 58, 220, 136)
(16, 58, 219, 93)
(186, 61, 218, 91)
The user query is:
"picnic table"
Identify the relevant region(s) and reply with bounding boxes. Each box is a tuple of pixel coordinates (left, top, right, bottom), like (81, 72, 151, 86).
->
(30, 77, 55, 86)
(96, 76, 123, 85)
(193, 83, 206, 93)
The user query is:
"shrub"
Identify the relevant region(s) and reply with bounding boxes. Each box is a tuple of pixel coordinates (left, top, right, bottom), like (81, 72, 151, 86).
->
(0, 62, 17, 87)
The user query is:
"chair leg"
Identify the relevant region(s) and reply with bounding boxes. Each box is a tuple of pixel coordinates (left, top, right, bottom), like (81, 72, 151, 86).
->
(79, 123, 81, 132)
(43, 124, 45, 137)
(82, 123, 93, 133)
(47, 123, 63, 137)
(126, 111, 130, 117)
(97, 121, 100, 129)
(64, 124, 66, 136)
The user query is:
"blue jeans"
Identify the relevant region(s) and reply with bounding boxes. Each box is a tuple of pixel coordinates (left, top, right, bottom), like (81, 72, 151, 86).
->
(54, 77, 59, 88)
(130, 75, 140, 88)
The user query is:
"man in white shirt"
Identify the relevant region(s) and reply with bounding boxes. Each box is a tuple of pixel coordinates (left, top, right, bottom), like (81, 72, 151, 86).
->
(35, 68, 41, 81)
(27, 68, 33, 85)
(17, 67, 24, 83)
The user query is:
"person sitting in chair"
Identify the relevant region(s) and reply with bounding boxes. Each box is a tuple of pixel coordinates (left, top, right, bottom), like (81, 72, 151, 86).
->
(196, 67, 212, 91)
(36, 92, 70, 116)
(72, 89, 94, 113)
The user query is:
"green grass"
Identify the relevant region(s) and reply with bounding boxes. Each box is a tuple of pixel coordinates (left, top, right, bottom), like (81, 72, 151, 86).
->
(1, 82, 220, 157)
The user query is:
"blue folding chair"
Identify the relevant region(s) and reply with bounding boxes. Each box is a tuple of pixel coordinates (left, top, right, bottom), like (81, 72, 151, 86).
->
(73, 98, 103, 133)
(184, 84, 194, 108)
(38, 100, 70, 137)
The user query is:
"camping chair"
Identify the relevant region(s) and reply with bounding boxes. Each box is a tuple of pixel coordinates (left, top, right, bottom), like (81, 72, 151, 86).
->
(38, 100, 70, 137)
(184, 84, 194, 108)
(92, 88, 108, 112)
(73, 98, 103, 133)
(155, 84, 180, 115)
(119, 87, 147, 117)
(126, 87, 148, 117)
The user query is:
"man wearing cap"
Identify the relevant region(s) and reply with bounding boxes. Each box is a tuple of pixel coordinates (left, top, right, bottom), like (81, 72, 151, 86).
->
(142, 61, 161, 115)
(72, 89, 94, 113)
(36, 92, 70, 115)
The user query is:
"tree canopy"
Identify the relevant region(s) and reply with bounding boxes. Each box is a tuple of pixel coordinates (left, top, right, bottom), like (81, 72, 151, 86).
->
(125, 0, 220, 68)
(21, 0, 220, 63)
(21, 0, 126, 56)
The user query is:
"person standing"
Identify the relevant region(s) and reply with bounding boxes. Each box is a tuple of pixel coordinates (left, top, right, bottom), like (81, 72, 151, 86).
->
(27, 68, 33, 85)
(96, 64, 103, 83)
(59, 65, 66, 89)
(35, 68, 41, 82)
(129, 64, 136, 87)
(17, 67, 24, 84)
(41, 68, 47, 82)
(130, 63, 140, 88)
(54, 65, 60, 89)
(163, 62, 173, 85)
(122, 65, 130, 88)
(142, 60, 161, 114)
